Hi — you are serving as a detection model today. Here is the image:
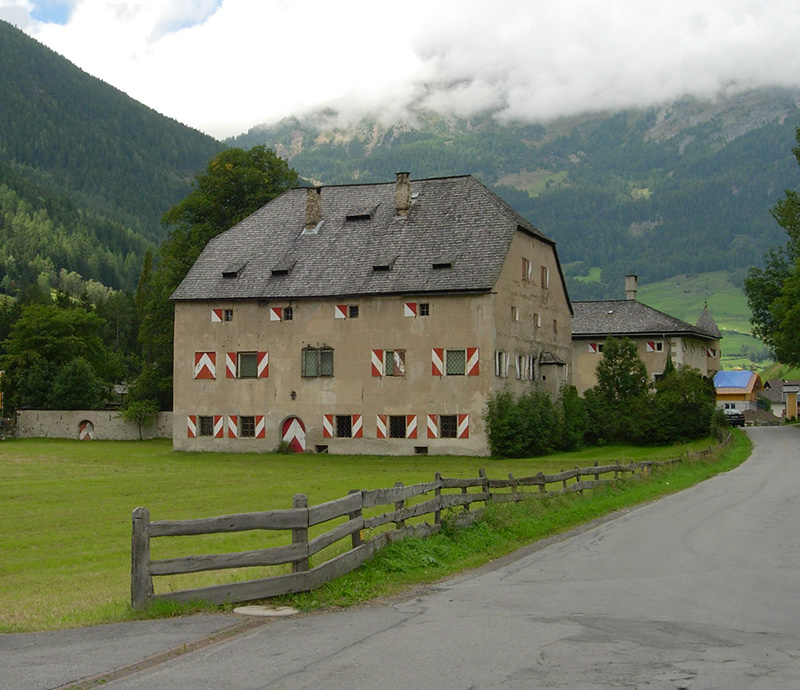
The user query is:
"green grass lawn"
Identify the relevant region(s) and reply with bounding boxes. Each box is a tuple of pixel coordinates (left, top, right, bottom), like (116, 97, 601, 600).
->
(0, 436, 738, 632)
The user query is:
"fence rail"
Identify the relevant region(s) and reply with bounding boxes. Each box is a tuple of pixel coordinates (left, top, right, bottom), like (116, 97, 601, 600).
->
(131, 439, 728, 609)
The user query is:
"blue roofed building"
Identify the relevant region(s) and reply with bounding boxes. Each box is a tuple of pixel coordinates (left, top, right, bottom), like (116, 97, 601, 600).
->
(713, 370, 763, 412)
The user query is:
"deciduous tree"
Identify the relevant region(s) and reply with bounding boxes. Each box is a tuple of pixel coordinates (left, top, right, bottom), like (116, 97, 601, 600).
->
(136, 146, 298, 409)
(745, 127, 800, 365)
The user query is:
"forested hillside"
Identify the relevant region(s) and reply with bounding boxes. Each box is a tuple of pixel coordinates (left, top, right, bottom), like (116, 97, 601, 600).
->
(230, 89, 800, 299)
(0, 20, 224, 292)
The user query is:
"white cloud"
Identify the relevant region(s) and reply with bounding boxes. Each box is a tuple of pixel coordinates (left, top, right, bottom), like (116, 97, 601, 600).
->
(2, 0, 800, 138)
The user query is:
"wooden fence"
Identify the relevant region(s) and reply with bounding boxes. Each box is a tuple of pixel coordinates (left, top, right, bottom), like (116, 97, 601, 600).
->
(131, 443, 726, 609)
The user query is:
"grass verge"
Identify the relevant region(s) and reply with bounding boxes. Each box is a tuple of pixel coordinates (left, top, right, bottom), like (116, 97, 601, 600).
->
(273, 430, 752, 611)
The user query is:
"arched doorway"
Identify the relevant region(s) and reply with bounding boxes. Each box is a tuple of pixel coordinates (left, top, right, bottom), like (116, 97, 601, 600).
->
(78, 420, 94, 441)
(281, 417, 305, 452)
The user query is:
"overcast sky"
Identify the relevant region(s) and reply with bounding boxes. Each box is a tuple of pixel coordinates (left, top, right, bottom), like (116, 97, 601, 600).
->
(3, 0, 800, 140)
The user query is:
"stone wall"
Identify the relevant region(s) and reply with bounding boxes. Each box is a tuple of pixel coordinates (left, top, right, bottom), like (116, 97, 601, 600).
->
(16, 410, 172, 441)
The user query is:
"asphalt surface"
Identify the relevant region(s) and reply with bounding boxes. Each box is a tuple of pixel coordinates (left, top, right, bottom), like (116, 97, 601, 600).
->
(3, 426, 799, 689)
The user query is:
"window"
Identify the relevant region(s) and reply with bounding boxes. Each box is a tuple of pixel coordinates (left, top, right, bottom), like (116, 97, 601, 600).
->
(385, 350, 406, 376)
(302, 347, 334, 377)
(239, 416, 255, 438)
(389, 415, 407, 438)
(440, 415, 458, 438)
(495, 351, 508, 378)
(199, 416, 214, 437)
(541, 265, 549, 289)
(336, 415, 352, 438)
(270, 306, 293, 321)
(445, 349, 466, 375)
(224, 309, 233, 322)
(238, 352, 258, 378)
(419, 303, 430, 316)
(335, 304, 359, 319)
(533, 312, 540, 328)
(553, 319, 558, 334)
(522, 257, 532, 282)
(511, 306, 520, 322)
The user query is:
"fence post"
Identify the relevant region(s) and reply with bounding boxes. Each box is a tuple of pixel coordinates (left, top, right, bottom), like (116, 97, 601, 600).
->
(575, 465, 583, 494)
(535, 471, 546, 494)
(479, 468, 490, 504)
(348, 489, 364, 548)
(394, 481, 405, 530)
(131, 507, 153, 609)
(594, 461, 599, 481)
(434, 473, 442, 525)
(292, 494, 309, 573)
(508, 473, 518, 503)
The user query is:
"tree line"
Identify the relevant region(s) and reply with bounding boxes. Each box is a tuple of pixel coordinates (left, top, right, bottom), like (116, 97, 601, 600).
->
(0, 145, 298, 417)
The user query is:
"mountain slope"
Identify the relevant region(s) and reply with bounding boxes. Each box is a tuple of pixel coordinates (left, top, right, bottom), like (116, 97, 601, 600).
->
(0, 20, 224, 290)
(229, 89, 800, 300)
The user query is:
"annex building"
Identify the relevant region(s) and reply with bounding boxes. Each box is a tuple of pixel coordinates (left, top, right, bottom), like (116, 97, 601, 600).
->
(571, 275, 722, 394)
(171, 174, 573, 455)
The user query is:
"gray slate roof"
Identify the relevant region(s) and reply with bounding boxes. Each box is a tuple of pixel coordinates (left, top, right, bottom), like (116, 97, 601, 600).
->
(571, 300, 721, 340)
(172, 175, 558, 302)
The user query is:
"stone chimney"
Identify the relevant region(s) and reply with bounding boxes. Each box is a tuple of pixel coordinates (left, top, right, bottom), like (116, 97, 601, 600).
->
(305, 187, 322, 230)
(625, 274, 638, 301)
(395, 172, 411, 217)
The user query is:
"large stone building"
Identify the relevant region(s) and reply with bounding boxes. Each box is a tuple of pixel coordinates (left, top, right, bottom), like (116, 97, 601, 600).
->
(171, 174, 573, 455)
(571, 275, 722, 394)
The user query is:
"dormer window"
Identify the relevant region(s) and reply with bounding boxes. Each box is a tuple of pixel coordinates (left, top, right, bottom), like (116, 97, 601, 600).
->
(373, 255, 397, 272)
(271, 258, 296, 277)
(432, 261, 453, 270)
(345, 205, 377, 221)
(222, 262, 246, 279)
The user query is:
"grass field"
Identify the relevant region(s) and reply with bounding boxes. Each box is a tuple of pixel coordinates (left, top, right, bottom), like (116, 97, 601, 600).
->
(2, 436, 738, 633)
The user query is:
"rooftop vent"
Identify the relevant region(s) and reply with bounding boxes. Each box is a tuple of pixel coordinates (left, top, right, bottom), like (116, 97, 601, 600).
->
(432, 261, 453, 270)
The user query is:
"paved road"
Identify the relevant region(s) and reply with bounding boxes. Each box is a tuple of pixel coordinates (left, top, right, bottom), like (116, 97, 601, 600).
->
(4, 426, 800, 688)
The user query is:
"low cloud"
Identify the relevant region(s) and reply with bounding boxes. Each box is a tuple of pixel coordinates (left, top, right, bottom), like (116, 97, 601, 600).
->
(2, 0, 800, 138)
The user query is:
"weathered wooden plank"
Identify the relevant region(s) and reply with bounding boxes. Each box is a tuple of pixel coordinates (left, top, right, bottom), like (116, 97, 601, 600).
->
(490, 492, 520, 503)
(393, 496, 441, 522)
(440, 492, 488, 509)
(149, 543, 307, 576)
(438, 477, 484, 489)
(308, 517, 364, 556)
(149, 509, 306, 537)
(153, 568, 314, 605)
(308, 492, 363, 527)
(542, 468, 581, 483)
(305, 545, 371, 589)
(363, 512, 394, 530)
(362, 481, 440, 508)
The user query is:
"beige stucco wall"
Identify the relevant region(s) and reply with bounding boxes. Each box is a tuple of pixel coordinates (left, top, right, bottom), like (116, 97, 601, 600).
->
(17, 410, 172, 440)
(572, 335, 721, 395)
(173, 230, 573, 455)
